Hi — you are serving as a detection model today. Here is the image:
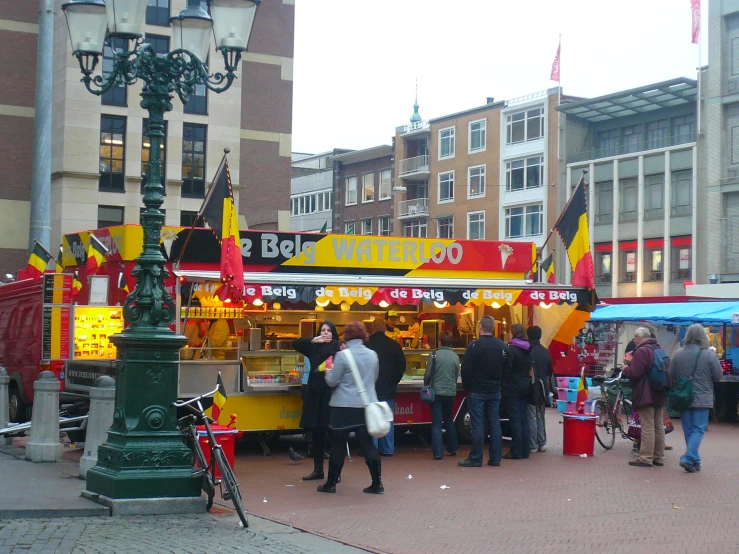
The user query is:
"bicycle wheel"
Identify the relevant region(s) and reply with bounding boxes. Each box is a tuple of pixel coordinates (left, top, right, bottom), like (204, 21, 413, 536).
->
(185, 430, 216, 510)
(594, 399, 615, 450)
(214, 448, 248, 528)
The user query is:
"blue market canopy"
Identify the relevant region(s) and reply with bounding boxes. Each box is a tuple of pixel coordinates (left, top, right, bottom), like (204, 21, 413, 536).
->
(590, 302, 739, 325)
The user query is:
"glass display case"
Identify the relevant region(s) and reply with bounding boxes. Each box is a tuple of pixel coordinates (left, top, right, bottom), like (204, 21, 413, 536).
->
(73, 306, 124, 359)
(241, 352, 303, 391)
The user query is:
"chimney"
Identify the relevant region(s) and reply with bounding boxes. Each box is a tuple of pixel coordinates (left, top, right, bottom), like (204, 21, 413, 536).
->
(486, 97, 495, 104)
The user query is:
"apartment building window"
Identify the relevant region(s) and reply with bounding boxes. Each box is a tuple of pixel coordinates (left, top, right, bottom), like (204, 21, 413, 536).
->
(439, 127, 455, 159)
(141, 119, 167, 193)
(181, 123, 206, 197)
(145, 34, 169, 56)
(317, 191, 331, 212)
(506, 107, 543, 144)
(644, 240, 664, 282)
(597, 129, 618, 157)
(403, 219, 427, 238)
(379, 169, 392, 200)
(184, 84, 208, 114)
(505, 204, 543, 239)
(345, 221, 356, 234)
(180, 210, 202, 227)
(672, 114, 695, 144)
(646, 120, 668, 150)
(619, 178, 638, 221)
(362, 173, 375, 203)
(595, 181, 613, 224)
(468, 165, 486, 198)
(98, 205, 124, 228)
(620, 242, 637, 282)
(670, 236, 692, 280)
(469, 119, 486, 153)
(526, 204, 543, 236)
(345, 176, 357, 205)
(595, 245, 612, 284)
(506, 156, 543, 191)
(622, 125, 643, 154)
(467, 211, 485, 240)
(99, 115, 126, 192)
(437, 216, 454, 239)
(361, 218, 372, 235)
(378, 216, 390, 236)
(644, 174, 664, 218)
(439, 171, 454, 202)
(671, 170, 692, 215)
(101, 38, 127, 106)
(146, 0, 169, 26)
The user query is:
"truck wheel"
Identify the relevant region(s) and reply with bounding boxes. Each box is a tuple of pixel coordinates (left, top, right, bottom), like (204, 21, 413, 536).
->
(9, 386, 27, 423)
(455, 403, 472, 444)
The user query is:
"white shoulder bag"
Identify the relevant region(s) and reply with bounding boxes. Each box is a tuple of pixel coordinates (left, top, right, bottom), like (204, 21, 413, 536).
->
(342, 349, 394, 438)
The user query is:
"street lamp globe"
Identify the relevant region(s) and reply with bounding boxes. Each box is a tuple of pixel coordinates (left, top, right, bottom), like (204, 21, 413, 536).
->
(210, 0, 261, 51)
(105, 0, 147, 40)
(61, 0, 107, 57)
(170, 0, 213, 63)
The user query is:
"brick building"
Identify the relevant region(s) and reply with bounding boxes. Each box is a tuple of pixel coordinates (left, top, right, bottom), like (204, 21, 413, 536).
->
(0, 0, 294, 275)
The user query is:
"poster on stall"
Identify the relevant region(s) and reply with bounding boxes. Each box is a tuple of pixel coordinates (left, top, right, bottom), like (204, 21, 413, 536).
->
(626, 252, 636, 273)
(679, 248, 690, 270)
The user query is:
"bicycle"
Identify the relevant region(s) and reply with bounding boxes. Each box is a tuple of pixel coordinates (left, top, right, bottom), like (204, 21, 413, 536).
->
(591, 371, 634, 450)
(173, 386, 248, 528)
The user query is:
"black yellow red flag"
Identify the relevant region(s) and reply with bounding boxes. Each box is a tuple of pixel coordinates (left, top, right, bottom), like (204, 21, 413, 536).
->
(72, 270, 83, 296)
(86, 234, 108, 275)
(212, 372, 228, 422)
(541, 253, 556, 284)
(553, 177, 595, 289)
(26, 242, 52, 278)
(118, 272, 129, 293)
(200, 157, 244, 301)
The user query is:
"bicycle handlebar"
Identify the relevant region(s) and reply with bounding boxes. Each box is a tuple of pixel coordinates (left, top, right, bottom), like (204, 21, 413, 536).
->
(172, 385, 219, 409)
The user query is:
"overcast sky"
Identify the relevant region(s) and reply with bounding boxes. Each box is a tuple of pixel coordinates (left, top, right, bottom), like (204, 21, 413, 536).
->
(291, 0, 708, 154)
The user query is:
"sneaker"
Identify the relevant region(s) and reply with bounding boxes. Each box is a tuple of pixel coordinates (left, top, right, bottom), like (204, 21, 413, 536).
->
(530, 448, 539, 453)
(487, 460, 500, 467)
(680, 460, 697, 473)
(653, 461, 664, 467)
(694, 463, 701, 472)
(628, 460, 652, 467)
(448, 452, 457, 457)
(433, 456, 443, 460)
(538, 446, 547, 453)
(458, 458, 482, 467)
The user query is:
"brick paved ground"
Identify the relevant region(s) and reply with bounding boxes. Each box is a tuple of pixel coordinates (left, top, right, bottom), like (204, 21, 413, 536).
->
(233, 412, 739, 554)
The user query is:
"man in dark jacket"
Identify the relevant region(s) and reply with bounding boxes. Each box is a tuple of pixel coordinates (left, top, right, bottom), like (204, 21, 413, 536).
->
(366, 318, 406, 456)
(527, 326, 552, 453)
(622, 327, 667, 468)
(458, 315, 510, 467)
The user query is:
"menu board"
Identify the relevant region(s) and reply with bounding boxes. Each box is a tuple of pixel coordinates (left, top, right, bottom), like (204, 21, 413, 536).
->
(73, 306, 123, 359)
(41, 274, 73, 360)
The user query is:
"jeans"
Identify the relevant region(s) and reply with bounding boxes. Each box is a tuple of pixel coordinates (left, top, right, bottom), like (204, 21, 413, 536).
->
(508, 396, 530, 458)
(680, 408, 709, 466)
(430, 395, 458, 458)
(468, 391, 502, 465)
(372, 399, 395, 455)
(637, 405, 665, 465)
(527, 404, 546, 450)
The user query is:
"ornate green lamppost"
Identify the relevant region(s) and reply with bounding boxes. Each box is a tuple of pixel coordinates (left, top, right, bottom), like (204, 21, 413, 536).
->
(62, 0, 259, 510)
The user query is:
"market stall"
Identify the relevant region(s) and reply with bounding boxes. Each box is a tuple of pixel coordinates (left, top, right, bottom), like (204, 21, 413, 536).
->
(589, 301, 739, 421)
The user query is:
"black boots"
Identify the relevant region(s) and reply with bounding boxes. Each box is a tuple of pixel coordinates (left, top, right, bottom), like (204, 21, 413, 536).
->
(316, 464, 342, 493)
(363, 459, 384, 494)
(302, 466, 324, 481)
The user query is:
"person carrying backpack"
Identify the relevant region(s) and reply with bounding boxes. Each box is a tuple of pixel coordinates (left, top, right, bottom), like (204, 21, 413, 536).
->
(622, 327, 668, 468)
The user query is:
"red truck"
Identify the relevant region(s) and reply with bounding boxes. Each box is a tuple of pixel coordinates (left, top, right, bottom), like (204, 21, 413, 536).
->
(0, 276, 65, 423)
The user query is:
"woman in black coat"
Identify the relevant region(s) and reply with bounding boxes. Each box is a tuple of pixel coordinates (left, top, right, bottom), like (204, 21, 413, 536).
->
(292, 321, 341, 481)
(502, 323, 533, 460)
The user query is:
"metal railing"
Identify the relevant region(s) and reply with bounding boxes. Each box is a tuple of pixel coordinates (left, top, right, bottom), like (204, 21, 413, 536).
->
(398, 197, 429, 218)
(567, 132, 696, 164)
(398, 155, 429, 176)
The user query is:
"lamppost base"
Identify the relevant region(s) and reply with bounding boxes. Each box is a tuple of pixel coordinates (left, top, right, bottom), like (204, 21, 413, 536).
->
(81, 491, 206, 516)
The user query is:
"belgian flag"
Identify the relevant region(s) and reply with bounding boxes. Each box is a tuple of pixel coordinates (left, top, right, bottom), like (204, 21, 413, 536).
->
(212, 372, 228, 422)
(201, 157, 244, 301)
(86, 234, 108, 275)
(554, 175, 595, 289)
(541, 253, 556, 284)
(55, 245, 64, 273)
(26, 242, 52, 278)
(118, 272, 129, 293)
(72, 270, 83, 296)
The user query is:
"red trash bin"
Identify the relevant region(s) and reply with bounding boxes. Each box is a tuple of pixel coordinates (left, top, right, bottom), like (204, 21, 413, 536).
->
(196, 424, 241, 478)
(562, 412, 597, 456)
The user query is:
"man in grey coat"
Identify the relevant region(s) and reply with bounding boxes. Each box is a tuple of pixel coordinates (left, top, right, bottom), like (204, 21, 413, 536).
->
(668, 323, 723, 473)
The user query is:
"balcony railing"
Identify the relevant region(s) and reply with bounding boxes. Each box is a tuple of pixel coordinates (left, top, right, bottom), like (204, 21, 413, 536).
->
(398, 197, 429, 218)
(398, 155, 429, 176)
(567, 132, 697, 164)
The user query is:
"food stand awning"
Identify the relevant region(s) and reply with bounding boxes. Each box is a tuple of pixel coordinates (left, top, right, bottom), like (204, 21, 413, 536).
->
(590, 302, 739, 325)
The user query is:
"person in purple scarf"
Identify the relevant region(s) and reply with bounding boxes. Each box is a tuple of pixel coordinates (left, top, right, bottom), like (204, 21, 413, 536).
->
(503, 324, 532, 459)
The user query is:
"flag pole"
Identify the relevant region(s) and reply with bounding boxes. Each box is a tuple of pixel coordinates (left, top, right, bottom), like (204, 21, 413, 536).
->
(174, 148, 230, 267)
(697, 23, 702, 136)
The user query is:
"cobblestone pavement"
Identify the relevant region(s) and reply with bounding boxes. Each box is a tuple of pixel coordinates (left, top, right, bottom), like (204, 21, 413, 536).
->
(234, 414, 739, 554)
(0, 513, 368, 554)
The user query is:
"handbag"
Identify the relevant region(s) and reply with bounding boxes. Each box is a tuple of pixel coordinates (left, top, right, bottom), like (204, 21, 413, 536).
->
(420, 352, 437, 404)
(627, 411, 642, 441)
(667, 349, 702, 413)
(343, 349, 394, 438)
